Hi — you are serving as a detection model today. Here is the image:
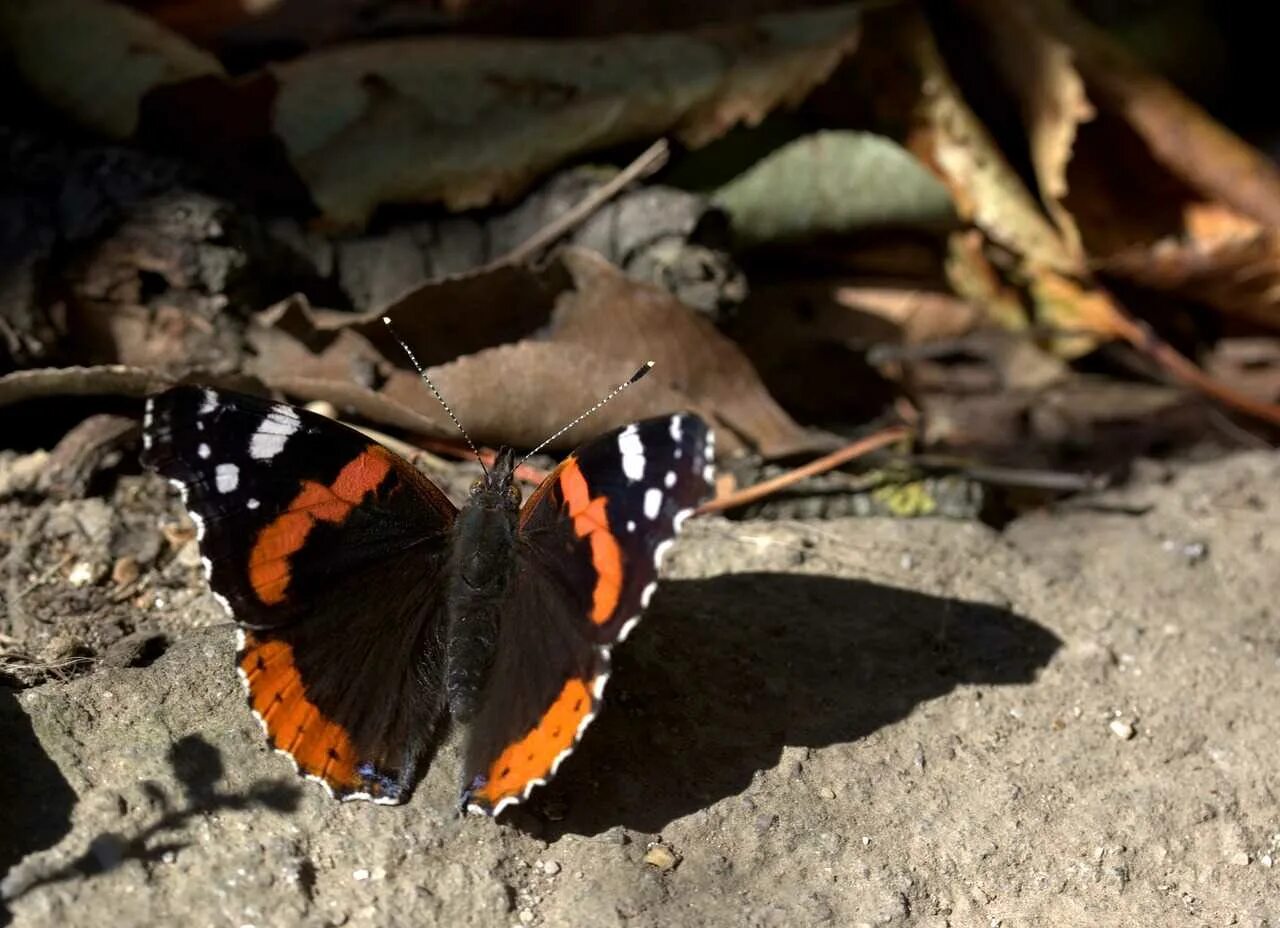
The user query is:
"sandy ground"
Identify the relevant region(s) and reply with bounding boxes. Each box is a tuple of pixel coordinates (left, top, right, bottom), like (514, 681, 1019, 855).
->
(2, 451, 1278, 927)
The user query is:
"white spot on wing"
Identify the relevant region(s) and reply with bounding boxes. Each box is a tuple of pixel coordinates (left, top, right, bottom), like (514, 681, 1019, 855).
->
(643, 487, 662, 520)
(250, 405, 301, 460)
(618, 424, 645, 482)
(626, 520, 635, 532)
(142, 399, 155, 451)
(197, 443, 211, 459)
(215, 463, 239, 493)
(247, 498, 260, 510)
(664, 470, 676, 488)
(669, 415, 683, 442)
(199, 389, 217, 415)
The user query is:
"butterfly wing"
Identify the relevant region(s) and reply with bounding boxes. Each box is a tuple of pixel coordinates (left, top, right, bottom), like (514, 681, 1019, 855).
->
(144, 386, 458, 802)
(461, 413, 714, 815)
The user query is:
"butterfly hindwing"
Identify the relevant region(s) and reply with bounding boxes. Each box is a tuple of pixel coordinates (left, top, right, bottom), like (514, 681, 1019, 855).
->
(144, 386, 458, 802)
(462, 413, 713, 814)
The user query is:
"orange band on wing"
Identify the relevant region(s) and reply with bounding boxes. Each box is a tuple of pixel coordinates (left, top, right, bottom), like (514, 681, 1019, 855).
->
(239, 634, 362, 792)
(248, 446, 394, 605)
(470, 676, 594, 806)
(558, 458, 622, 624)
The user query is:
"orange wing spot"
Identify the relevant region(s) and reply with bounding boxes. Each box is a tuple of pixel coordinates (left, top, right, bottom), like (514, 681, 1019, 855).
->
(248, 446, 394, 605)
(238, 634, 363, 793)
(471, 677, 594, 807)
(557, 459, 623, 624)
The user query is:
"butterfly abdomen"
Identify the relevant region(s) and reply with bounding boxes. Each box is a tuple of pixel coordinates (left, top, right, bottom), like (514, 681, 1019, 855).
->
(444, 503, 518, 721)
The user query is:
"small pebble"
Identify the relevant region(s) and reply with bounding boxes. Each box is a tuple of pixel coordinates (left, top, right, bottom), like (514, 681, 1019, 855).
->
(67, 561, 95, 587)
(352, 868, 370, 881)
(1260, 854, 1273, 868)
(540, 860, 561, 876)
(112, 556, 140, 587)
(1230, 852, 1251, 867)
(643, 844, 679, 871)
(818, 786, 836, 800)
(518, 908, 534, 924)
(861, 836, 871, 847)
(1109, 720, 1136, 740)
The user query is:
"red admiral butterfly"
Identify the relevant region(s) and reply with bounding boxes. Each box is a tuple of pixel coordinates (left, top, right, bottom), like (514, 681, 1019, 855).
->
(142, 366, 713, 815)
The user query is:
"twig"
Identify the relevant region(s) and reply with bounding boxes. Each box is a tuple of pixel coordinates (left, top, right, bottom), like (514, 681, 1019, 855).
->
(497, 139, 671, 266)
(697, 426, 912, 515)
(1092, 291, 1280, 429)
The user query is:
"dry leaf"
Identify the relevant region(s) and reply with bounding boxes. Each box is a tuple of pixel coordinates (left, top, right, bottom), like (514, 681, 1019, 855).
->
(373, 342, 722, 453)
(550, 248, 818, 457)
(832, 286, 979, 345)
(266, 5, 862, 224)
(905, 8, 1079, 276)
(1029, 271, 1129, 359)
(1099, 203, 1280, 332)
(955, 0, 1095, 257)
(1028, 0, 1280, 229)
(0, 0, 224, 138)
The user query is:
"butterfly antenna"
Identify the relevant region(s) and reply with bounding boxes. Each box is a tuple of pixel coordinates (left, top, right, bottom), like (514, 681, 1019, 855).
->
(518, 361, 655, 465)
(381, 316, 487, 474)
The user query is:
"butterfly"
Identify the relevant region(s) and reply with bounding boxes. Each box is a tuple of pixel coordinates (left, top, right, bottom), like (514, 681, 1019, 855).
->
(142, 383, 712, 815)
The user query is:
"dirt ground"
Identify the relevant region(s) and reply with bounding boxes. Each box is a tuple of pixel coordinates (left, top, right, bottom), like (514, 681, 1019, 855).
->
(1, 450, 1278, 927)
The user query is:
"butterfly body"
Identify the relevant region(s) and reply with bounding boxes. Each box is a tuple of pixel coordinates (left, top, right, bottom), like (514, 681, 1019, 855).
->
(142, 386, 712, 815)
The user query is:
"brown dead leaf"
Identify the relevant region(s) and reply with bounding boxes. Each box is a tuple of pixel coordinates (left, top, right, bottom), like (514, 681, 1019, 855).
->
(1029, 0, 1280, 229)
(372, 342, 726, 454)
(904, 7, 1080, 276)
(248, 260, 567, 382)
(266, 6, 862, 224)
(1029, 271, 1131, 358)
(832, 286, 979, 345)
(945, 230, 1029, 334)
(955, 0, 1095, 258)
(1099, 203, 1280, 332)
(0, 366, 169, 408)
(550, 248, 818, 457)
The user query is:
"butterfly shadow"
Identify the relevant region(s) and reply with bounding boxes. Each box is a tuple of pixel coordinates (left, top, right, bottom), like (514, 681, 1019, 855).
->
(532, 572, 1061, 837)
(0, 688, 77, 927)
(0, 733, 301, 912)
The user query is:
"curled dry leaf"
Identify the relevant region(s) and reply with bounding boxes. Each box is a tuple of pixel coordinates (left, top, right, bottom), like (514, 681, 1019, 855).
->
(0, 366, 170, 408)
(550, 248, 817, 458)
(246, 251, 799, 455)
(904, 7, 1080, 276)
(0, 0, 224, 138)
(373, 342, 724, 454)
(1099, 203, 1280, 333)
(266, 5, 863, 224)
(711, 130, 956, 245)
(250, 260, 567, 377)
(1027, 0, 1280, 229)
(954, 0, 1095, 258)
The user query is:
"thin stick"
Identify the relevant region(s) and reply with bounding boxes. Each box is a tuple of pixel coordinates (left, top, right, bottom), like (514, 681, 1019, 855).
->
(498, 139, 671, 266)
(697, 426, 911, 515)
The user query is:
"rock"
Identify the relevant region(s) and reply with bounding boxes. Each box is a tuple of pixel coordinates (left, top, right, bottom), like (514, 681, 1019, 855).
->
(642, 845, 679, 871)
(1108, 719, 1137, 741)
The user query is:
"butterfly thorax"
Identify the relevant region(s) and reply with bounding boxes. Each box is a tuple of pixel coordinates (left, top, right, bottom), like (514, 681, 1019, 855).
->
(443, 449, 523, 722)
